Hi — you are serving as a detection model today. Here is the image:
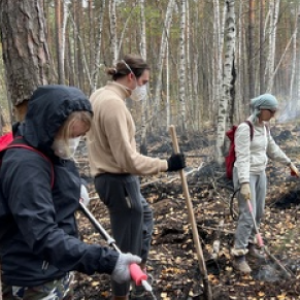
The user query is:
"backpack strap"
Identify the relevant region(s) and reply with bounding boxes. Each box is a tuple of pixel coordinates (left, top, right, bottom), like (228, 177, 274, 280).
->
(3, 143, 55, 189)
(244, 120, 254, 141)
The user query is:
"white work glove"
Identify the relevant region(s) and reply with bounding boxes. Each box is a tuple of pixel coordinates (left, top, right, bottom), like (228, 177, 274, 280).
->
(80, 184, 90, 206)
(240, 183, 251, 200)
(111, 253, 142, 284)
(290, 162, 300, 177)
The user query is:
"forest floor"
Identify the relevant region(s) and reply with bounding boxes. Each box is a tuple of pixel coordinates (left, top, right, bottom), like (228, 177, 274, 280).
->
(73, 122, 300, 300)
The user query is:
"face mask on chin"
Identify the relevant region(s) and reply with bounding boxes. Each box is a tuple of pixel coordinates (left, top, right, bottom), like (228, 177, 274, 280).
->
(130, 83, 147, 102)
(52, 137, 81, 160)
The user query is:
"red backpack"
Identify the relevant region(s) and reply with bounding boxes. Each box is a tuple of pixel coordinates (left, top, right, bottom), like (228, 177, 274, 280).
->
(225, 121, 254, 179)
(0, 132, 54, 188)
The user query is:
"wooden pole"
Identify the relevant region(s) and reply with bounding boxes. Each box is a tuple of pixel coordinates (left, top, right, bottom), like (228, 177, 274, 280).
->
(169, 125, 212, 300)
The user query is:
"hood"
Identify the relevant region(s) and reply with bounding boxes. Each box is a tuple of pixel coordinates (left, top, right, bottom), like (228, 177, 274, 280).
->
(20, 85, 92, 153)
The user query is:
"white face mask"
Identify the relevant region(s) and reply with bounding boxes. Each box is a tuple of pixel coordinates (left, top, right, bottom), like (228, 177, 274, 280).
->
(121, 60, 147, 101)
(52, 137, 81, 160)
(131, 84, 147, 102)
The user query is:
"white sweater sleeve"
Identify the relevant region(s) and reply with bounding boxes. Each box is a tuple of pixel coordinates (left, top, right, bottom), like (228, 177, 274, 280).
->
(234, 123, 251, 184)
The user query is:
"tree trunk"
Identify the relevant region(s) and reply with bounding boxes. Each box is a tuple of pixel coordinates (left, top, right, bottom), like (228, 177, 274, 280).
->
(91, 0, 106, 92)
(55, 0, 64, 84)
(153, 0, 175, 115)
(248, 0, 255, 98)
(266, 0, 280, 93)
(75, 0, 84, 89)
(216, 0, 236, 164)
(139, 0, 149, 155)
(109, 0, 118, 65)
(0, 0, 51, 121)
(179, 0, 187, 132)
(259, 0, 265, 94)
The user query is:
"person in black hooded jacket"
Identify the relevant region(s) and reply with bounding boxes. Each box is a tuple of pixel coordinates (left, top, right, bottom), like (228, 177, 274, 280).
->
(0, 85, 141, 300)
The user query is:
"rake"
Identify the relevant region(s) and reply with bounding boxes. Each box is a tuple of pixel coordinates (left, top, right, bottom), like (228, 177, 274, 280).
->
(78, 201, 157, 299)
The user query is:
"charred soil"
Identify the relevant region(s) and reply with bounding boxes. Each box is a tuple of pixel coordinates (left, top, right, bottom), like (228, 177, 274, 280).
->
(74, 123, 300, 300)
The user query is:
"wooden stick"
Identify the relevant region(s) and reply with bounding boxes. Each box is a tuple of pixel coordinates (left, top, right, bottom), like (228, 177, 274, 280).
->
(169, 125, 212, 300)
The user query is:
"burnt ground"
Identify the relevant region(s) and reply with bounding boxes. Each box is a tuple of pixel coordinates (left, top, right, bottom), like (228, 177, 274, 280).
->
(73, 123, 300, 300)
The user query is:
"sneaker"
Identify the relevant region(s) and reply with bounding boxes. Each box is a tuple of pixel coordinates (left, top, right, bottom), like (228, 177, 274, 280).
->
(233, 255, 252, 273)
(247, 244, 265, 260)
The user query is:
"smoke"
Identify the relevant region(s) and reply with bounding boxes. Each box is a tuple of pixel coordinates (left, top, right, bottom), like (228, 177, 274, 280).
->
(276, 99, 300, 124)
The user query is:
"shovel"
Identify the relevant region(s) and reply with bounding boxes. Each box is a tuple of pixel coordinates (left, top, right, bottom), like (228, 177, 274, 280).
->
(78, 201, 157, 299)
(169, 125, 212, 300)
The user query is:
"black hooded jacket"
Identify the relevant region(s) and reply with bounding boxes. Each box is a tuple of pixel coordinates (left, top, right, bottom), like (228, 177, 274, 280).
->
(0, 85, 118, 286)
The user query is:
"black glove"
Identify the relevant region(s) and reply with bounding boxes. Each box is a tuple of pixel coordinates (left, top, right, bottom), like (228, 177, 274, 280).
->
(167, 153, 186, 172)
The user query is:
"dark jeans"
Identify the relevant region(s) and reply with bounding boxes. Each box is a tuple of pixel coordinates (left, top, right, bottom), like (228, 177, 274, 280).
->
(94, 173, 153, 297)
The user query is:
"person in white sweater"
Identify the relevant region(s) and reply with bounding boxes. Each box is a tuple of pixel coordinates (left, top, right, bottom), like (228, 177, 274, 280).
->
(231, 93, 299, 273)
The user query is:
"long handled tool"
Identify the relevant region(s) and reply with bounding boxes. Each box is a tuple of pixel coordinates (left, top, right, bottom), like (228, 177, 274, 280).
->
(169, 125, 212, 300)
(246, 198, 294, 279)
(78, 201, 157, 299)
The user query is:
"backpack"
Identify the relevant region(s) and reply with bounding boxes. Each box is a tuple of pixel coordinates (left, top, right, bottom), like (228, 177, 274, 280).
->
(225, 121, 254, 180)
(0, 134, 55, 242)
(0, 134, 54, 188)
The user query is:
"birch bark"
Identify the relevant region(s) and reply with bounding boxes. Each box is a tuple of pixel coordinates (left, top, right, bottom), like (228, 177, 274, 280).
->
(109, 0, 118, 65)
(216, 0, 236, 164)
(153, 0, 175, 114)
(91, 0, 106, 92)
(179, 0, 187, 131)
(266, 0, 280, 93)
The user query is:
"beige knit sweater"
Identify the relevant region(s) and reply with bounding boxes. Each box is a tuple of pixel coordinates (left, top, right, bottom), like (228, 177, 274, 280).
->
(87, 81, 168, 177)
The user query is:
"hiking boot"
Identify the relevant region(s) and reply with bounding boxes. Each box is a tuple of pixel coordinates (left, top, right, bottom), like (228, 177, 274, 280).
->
(130, 273, 154, 299)
(248, 244, 265, 260)
(233, 255, 251, 273)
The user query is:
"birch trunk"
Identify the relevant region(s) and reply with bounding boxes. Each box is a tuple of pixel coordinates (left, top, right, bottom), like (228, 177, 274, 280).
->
(186, 0, 193, 129)
(216, 0, 236, 164)
(91, 0, 106, 92)
(260, 0, 265, 93)
(166, 41, 171, 129)
(109, 0, 118, 64)
(179, 0, 187, 131)
(212, 0, 221, 113)
(266, 0, 280, 93)
(289, 26, 297, 109)
(248, 0, 255, 98)
(236, 0, 244, 122)
(139, 0, 148, 155)
(153, 0, 175, 114)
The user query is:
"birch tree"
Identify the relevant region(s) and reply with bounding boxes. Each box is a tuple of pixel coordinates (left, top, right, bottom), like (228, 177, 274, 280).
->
(139, 0, 148, 154)
(248, 0, 255, 98)
(260, 0, 266, 93)
(109, 0, 118, 64)
(289, 6, 299, 109)
(178, 0, 187, 131)
(153, 0, 175, 115)
(216, 0, 236, 164)
(266, 0, 280, 93)
(91, 0, 106, 91)
(212, 0, 221, 113)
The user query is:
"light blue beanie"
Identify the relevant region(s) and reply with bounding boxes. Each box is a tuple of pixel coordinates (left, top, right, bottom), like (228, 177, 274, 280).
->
(250, 94, 278, 120)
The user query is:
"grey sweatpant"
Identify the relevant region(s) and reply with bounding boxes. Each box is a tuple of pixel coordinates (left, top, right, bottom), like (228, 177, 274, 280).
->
(233, 167, 267, 251)
(94, 173, 153, 297)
